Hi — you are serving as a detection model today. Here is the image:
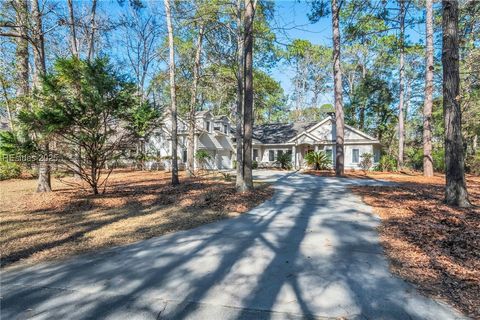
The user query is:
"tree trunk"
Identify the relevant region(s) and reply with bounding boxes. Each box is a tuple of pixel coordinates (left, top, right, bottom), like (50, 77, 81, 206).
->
(332, 0, 344, 176)
(67, 0, 82, 179)
(442, 0, 470, 207)
(241, 0, 255, 192)
(32, 0, 46, 88)
(423, 0, 434, 177)
(397, 0, 405, 170)
(164, 0, 179, 185)
(87, 0, 97, 61)
(187, 24, 205, 177)
(235, 0, 246, 191)
(67, 0, 79, 58)
(15, 0, 29, 98)
(32, 0, 51, 192)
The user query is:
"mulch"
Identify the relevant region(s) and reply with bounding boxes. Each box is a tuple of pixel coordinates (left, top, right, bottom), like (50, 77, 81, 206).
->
(0, 170, 273, 268)
(345, 172, 479, 318)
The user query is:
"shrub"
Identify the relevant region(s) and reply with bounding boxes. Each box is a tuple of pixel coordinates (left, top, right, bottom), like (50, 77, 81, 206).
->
(359, 153, 373, 171)
(432, 148, 445, 173)
(252, 160, 258, 169)
(195, 150, 212, 170)
(275, 153, 292, 170)
(373, 154, 397, 172)
(304, 151, 331, 170)
(0, 161, 21, 180)
(406, 147, 423, 171)
(466, 151, 480, 175)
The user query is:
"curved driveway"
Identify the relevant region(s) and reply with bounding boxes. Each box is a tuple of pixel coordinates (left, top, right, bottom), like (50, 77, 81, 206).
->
(1, 171, 465, 319)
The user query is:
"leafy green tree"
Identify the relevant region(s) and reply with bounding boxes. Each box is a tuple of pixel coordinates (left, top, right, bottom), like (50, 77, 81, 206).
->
(18, 57, 137, 194)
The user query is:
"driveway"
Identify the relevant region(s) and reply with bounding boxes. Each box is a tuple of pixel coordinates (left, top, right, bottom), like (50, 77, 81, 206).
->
(0, 171, 465, 319)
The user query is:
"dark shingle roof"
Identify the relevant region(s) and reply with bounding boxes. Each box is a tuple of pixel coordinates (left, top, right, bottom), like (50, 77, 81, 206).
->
(253, 122, 318, 144)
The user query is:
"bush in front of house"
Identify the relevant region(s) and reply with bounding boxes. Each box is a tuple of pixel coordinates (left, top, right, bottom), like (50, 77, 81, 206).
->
(304, 151, 331, 170)
(275, 153, 292, 170)
(359, 153, 373, 172)
(195, 150, 212, 170)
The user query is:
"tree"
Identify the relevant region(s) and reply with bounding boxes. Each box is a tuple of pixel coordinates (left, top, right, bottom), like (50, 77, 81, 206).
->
(308, 0, 345, 176)
(331, 0, 344, 176)
(397, 0, 406, 170)
(235, 0, 246, 191)
(241, 0, 255, 192)
(19, 58, 137, 195)
(31, 0, 51, 192)
(423, 0, 434, 176)
(67, 0, 79, 58)
(164, 0, 179, 185)
(442, 0, 471, 207)
(187, 18, 205, 177)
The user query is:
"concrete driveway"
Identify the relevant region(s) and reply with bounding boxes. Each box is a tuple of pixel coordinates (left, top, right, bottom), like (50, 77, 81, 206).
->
(0, 171, 465, 319)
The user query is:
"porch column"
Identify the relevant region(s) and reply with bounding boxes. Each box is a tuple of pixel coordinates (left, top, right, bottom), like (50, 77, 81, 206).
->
(292, 145, 296, 169)
(314, 144, 319, 152)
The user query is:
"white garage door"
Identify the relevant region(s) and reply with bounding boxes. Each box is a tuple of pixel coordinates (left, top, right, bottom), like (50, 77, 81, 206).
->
(217, 151, 231, 169)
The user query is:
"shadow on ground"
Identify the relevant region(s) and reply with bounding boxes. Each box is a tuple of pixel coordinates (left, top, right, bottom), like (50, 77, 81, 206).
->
(1, 173, 465, 319)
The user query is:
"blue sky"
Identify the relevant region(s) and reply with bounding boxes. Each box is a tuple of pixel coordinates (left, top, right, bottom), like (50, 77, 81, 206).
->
(270, 1, 333, 104)
(268, 1, 428, 105)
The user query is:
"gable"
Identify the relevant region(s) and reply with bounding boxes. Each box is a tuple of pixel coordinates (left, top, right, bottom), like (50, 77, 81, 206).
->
(307, 118, 379, 142)
(307, 119, 333, 141)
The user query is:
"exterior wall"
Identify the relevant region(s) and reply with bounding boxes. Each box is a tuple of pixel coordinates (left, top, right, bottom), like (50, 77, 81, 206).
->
(253, 145, 292, 167)
(310, 121, 333, 141)
(344, 144, 374, 169)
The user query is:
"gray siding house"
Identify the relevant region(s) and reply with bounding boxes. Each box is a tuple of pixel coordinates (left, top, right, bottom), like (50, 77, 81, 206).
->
(148, 112, 381, 170)
(250, 116, 381, 170)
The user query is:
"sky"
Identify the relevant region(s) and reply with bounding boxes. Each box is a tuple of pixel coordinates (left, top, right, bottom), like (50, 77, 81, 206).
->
(268, 1, 428, 106)
(269, 1, 334, 105)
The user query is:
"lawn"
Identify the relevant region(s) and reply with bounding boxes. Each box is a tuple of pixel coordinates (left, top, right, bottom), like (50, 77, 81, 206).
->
(307, 170, 479, 318)
(0, 170, 273, 269)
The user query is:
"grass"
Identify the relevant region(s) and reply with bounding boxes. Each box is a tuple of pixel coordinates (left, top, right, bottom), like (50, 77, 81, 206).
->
(306, 169, 479, 318)
(0, 170, 273, 269)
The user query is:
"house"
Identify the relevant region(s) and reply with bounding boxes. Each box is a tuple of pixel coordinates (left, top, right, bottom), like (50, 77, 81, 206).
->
(147, 111, 381, 170)
(146, 110, 234, 170)
(250, 115, 382, 170)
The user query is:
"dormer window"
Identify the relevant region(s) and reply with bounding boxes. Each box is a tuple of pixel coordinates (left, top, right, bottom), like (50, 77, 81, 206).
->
(205, 121, 210, 132)
(224, 124, 228, 134)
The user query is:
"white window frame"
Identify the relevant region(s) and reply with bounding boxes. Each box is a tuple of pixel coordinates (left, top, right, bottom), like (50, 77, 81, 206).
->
(352, 149, 360, 163)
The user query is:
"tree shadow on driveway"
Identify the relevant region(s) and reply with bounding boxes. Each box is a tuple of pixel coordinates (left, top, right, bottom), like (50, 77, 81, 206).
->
(1, 174, 465, 319)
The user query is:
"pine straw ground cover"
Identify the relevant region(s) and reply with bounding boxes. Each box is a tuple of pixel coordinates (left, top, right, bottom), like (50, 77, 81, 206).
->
(307, 170, 479, 318)
(0, 170, 273, 269)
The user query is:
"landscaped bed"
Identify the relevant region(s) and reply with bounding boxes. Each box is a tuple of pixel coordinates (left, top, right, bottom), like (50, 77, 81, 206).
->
(308, 170, 479, 318)
(0, 170, 273, 269)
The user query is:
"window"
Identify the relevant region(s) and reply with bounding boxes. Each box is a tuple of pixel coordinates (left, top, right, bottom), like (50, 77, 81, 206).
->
(183, 150, 187, 163)
(277, 150, 284, 158)
(253, 149, 258, 161)
(224, 124, 228, 134)
(286, 150, 292, 155)
(352, 149, 360, 163)
(374, 149, 380, 163)
(205, 121, 210, 132)
(269, 150, 275, 161)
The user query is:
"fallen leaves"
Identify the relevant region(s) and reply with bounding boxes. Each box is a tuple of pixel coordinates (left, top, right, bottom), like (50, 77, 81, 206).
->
(350, 172, 479, 318)
(0, 170, 273, 268)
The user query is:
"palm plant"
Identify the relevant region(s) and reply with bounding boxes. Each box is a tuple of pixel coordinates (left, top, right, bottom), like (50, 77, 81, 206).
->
(276, 152, 292, 170)
(304, 151, 332, 170)
(195, 150, 212, 170)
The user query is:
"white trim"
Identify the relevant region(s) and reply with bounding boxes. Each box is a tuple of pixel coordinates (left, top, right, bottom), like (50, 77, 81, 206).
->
(287, 131, 322, 143)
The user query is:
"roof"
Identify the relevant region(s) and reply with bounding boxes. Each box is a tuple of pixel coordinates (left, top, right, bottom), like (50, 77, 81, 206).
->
(252, 122, 317, 144)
